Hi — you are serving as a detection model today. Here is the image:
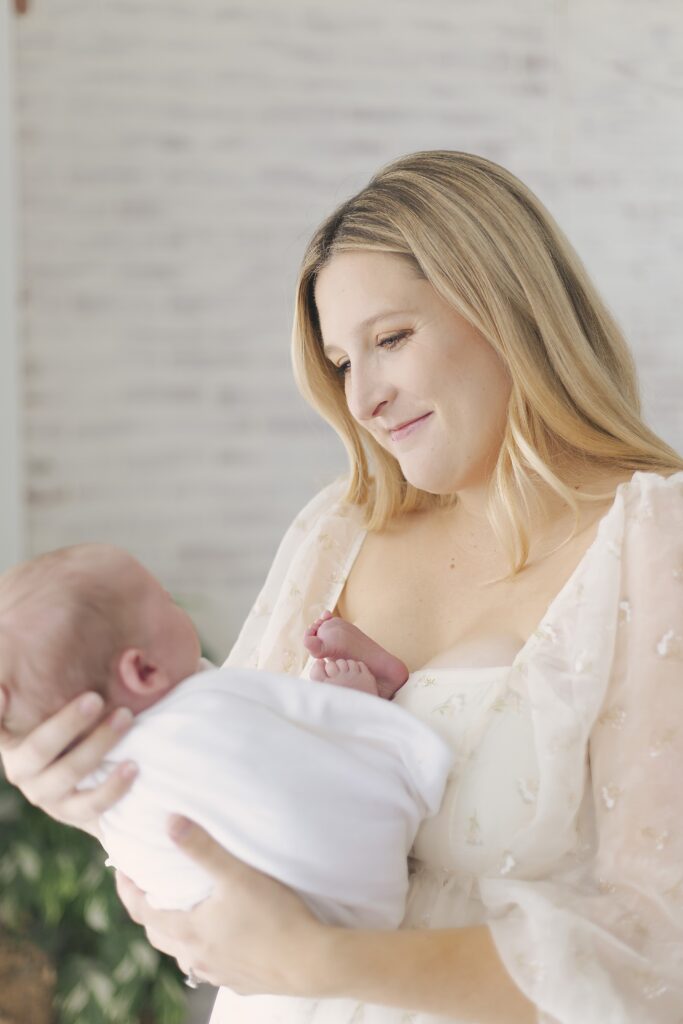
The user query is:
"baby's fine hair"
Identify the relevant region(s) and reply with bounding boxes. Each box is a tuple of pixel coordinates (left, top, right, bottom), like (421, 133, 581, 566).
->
(0, 544, 140, 712)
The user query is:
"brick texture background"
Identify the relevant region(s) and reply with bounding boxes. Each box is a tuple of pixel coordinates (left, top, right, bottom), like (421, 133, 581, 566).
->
(11, 0, 683, 661)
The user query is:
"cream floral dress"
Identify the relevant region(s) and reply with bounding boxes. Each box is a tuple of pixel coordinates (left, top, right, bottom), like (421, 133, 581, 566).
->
(210, 470, 683, 1024)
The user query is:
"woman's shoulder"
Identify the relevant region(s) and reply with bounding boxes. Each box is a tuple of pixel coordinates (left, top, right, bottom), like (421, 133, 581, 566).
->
(575, 465, 682, 516)
(555, 467, 682, 571)
(267, 475, 361, 576)
(613, 467, 683, 521)
(289, 475, 352, 527)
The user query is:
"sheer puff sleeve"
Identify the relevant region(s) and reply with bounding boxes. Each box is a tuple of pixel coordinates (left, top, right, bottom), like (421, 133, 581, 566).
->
(479, 470, 683, 1024)
(221, 476, 360, 676)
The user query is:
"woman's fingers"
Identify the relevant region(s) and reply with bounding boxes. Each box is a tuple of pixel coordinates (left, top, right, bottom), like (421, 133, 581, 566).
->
(0, 686, 17, 749)
(115, 871, 148, 924)
(0, 689, 138, 830)
(168, 817, 244, 880)
(115, 871, 191, 957)
(48, 759, 139, 827)
(18, 707, 135, 809)
(0, 691, 105, 781)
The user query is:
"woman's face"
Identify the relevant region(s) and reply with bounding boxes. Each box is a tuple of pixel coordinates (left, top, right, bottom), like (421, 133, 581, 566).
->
(314, 250, 512, 496)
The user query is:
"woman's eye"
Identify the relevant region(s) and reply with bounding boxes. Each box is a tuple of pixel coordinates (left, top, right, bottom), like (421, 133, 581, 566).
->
(333, 331, 410, 379)
(380, 331, 409, 350)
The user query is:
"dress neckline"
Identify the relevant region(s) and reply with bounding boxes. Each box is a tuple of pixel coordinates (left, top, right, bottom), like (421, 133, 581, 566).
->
(408, 663, 512, 677)
(328, 472, 631, 676)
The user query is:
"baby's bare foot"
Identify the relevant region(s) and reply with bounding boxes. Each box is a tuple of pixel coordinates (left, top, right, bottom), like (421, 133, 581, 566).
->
(309, 657, 379, 697)
(304, 611, 334, 656)
(304, 613, 409, 700)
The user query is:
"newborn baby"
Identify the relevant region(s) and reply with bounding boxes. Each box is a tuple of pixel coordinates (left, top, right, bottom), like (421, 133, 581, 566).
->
(0, 544, 452, 928)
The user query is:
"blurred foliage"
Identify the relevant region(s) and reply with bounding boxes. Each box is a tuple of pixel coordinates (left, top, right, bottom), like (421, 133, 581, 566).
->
(0, 778, 187, 1024)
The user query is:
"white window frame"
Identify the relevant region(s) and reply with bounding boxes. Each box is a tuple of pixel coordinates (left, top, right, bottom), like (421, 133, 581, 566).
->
(0, 3, 24, 570)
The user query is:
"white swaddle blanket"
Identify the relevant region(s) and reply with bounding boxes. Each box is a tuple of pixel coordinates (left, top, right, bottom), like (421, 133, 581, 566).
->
(83, 665, 453, 928)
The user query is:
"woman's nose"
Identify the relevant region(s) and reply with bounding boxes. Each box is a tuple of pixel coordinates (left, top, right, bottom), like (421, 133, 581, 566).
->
(345, 366, 393, 423)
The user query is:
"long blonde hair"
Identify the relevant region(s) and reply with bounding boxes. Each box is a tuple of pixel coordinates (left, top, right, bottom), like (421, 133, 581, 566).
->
(291, 150, 683, 577)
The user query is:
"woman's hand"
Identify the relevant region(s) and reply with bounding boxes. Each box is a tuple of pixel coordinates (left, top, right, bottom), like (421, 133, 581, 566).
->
(116, 816, 332, 996)
(0, 686, 138, 834)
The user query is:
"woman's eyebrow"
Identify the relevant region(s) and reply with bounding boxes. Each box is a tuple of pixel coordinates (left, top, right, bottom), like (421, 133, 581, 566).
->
(322, 309, 412, 356)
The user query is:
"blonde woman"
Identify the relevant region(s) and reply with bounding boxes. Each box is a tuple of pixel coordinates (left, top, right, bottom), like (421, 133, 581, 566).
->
(2, 151, 682, 1024)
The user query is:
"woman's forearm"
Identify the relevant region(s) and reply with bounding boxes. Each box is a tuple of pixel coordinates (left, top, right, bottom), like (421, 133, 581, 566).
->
(310, 923, 537, 1023)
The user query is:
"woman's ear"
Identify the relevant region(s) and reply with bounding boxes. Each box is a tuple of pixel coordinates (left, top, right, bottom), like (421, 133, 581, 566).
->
(117, 648, 171, 697)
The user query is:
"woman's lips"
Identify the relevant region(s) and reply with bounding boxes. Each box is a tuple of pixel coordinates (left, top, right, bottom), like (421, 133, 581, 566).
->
(389, 412, 433, 442)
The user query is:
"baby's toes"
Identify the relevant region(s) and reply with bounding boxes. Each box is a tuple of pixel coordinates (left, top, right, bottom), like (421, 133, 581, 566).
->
(324, 659, 339, 678)
(309, 659, 327, 682)
(335, 659, 350, 673)
(303, 633, 325, 658)
(308, 610, 333, 634)
(344, 659, 363, 673)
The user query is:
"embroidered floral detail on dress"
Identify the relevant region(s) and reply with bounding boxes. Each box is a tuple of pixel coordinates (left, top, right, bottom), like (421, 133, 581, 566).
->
(431, 694, 463, 717)
(281, 649, 296, 673)
(597, 704, 627, 729)
(400, 1013, 418, 1023)
(618, 599, 632, 623)
(499, 851, 516, 875)
(600, 782, 622, 810)
(416, 674, 437, 688)
(491, 689, 523, 714)
(655, 629, 683, 659)
(640, 826, 672, 851)
(648, 727, 678, 757)
(513, 953, 546, 983)
(614, 913, 651, 950)
(465, 811, 483, 846)
(536, 622, 559, 644)
(633, 969, 669, 1001)
(606, 540, 621, 558)
(546, 729, 579, 754)
(348, 1004, 365, 1023)
(573, 651, 593, 673)
(663, 878, 683, 904)
(516, 777, 539, 804)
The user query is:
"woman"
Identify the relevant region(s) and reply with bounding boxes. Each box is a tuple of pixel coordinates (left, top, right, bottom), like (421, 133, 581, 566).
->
(1, 151, 682, 1023)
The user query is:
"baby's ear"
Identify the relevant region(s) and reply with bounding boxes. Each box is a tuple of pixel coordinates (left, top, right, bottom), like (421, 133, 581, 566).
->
(117, 648, 171, 696)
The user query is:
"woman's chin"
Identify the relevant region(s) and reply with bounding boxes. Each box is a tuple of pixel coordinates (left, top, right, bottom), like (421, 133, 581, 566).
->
(400, 465, 459, 497)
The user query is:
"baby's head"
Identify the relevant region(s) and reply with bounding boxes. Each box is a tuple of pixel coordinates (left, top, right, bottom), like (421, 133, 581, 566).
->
(0, 543, 202, 739)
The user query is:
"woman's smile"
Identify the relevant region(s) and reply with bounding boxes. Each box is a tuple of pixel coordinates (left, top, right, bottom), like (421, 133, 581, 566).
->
(389, 412, 433, 443)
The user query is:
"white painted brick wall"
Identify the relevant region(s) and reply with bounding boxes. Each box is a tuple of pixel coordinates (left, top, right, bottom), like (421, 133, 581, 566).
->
(12, 0, 683, 664)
